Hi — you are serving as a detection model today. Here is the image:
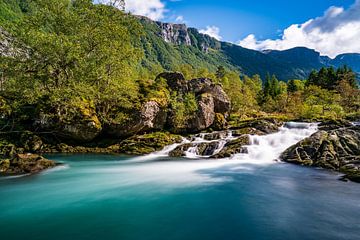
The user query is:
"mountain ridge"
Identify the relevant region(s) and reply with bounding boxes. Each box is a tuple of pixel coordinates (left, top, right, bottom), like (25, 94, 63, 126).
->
(139, 16, 360, 81)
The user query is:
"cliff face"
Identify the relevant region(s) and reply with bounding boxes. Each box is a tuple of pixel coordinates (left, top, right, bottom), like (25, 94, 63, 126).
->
(156, 22, 192, 46)
(0, 27, 15, 57)
(137, 15, 220, 53)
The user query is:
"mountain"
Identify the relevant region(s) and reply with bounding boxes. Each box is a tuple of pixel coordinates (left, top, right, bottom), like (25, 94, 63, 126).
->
(1, 1, 359, 82)
(139, 16, 360, 81)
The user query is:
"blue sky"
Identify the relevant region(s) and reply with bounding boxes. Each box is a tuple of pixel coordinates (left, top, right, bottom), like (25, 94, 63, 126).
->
(121, 0, 360, 57)
(163, 0, 354, 42)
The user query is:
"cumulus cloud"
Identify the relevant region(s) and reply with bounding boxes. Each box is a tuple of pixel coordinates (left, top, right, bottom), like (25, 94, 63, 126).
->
(125, 0, 166, 21)
(238, 0, 360, 58)
(199, 26, 222, 40)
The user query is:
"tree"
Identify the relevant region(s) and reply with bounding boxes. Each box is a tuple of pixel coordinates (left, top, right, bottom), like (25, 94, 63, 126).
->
(215, 66, 226, 79)
(2, 0, 143, 122)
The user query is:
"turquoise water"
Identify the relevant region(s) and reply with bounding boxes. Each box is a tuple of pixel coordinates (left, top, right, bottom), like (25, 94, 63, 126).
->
(1, 154, 360, 240)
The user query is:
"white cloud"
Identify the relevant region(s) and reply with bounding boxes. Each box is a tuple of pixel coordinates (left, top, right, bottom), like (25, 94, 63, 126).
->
(238, 0, 360, 58)
(199, 26, 222, 40)
(125, 0, 166, 21)
(175, 15, 184, 23)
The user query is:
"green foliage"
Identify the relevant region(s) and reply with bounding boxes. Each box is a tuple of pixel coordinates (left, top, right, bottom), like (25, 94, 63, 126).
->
(169, 91, 198, 130)
(307, 66, 357, 90)
(2, 0, 143, 125)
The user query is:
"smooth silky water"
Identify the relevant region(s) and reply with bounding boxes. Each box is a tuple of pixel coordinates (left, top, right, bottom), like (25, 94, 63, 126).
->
(1, 123, 360, 240)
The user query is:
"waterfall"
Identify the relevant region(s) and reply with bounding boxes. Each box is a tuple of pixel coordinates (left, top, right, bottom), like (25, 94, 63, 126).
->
(128, 122, 318, 165)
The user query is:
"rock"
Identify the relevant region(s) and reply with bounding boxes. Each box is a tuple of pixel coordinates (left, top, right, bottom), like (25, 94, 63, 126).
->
(169, 141, 221, 157)
(20, 131, 43, 152)
(232, 128, 264, 136)
(208, 85, 231, 114)
(169, 143, 194, 157)
(188, 93, 215, 132)
(156, 72, 188, 92)
(202, 131, 228, 141)
(212, 113, 228, 131)
(318, 119, 353, 131)
(187, 78, 213, 94)
(280, 126, 360, 183)
(106, 100, 166, 138)
(196, 142, 221, 156)
(211, 135, 250, 158)
(141, 101, 167, 130)
(232, 119, 282, 135)
(118, 132, 182, 155)
(0, 153, 56, 174)
(36, 100, 102, 142)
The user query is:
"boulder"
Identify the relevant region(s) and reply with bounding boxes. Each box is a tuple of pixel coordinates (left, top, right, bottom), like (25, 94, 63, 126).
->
(211, 135, 250, 158)
(187, 78, 213, 94)
(36, 100, 102, 142)
(232, 119, 282, 135)
(318, 119, 353, 131)
(169, 143, 194, 157)
(156, 72, 188, 92)
(0, 153, 56, 174)
(208, 85, 231, 114)
(280, 126, 360, 182)
(202, 131, 228, 141)
(118, 132, 182, 155)
(188, 93, 215, 132)
(106, 100, 166, 138)
(140, 101, 167, 131)
(197, 142, 221, 156)
(212, 113, 228, 131)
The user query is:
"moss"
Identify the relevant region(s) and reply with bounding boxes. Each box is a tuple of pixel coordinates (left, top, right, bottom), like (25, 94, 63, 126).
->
(119, 132, 182, 155)
(212, 113, 227, 130)
(0, 159, 10, 172)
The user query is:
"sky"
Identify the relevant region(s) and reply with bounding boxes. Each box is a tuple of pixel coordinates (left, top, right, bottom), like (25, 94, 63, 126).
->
(103, 0, 360, 58)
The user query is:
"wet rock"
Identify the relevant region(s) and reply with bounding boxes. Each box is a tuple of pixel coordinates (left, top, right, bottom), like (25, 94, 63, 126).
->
(118, 132, 182, 155)
(318, 119, 353, 131)
(202, 131, 228, 141)
(232, 119, 282, 135)
(281, 126, 360, 183)
(0, 153, 56, 174)
(169, 143, 194, 157)
(211, 135, 250, 158)
(196, 142, 221, 156)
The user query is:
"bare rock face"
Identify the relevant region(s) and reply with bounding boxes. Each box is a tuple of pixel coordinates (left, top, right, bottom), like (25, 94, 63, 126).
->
(281, 126, 360, 182)
(156, 22, 192, 46)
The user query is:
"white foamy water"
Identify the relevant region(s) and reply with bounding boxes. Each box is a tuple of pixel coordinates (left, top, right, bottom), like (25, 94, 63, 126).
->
(112, 122, 318, 188)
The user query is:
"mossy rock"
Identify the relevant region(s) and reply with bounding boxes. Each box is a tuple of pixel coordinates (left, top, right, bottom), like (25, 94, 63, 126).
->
(212, 113, 227, 131)
(119, 132, 183, 155)
(211, 135, 250, 158)
(1, 154, 56, 174)
(168, 143, 193, 157)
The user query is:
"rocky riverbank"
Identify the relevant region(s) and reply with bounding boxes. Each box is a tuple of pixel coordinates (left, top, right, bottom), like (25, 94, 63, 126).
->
(281, 120, 360, 182)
